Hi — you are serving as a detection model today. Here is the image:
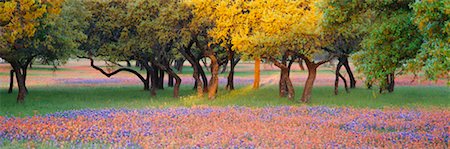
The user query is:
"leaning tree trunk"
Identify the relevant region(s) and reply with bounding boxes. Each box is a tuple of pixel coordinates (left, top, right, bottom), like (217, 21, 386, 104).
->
(253, 57, 261, 89)
(178, 44, 203, 97)
(301, 60, 319, 103)
(22, 66, 29, 93)
(207, 54, 219, 100)
(8, 69, 14, 93)
(87, 57, 149, 91)
(334, 58, 349, 95)
(197, 59, 209, 92)
(342, 57, 356, 88)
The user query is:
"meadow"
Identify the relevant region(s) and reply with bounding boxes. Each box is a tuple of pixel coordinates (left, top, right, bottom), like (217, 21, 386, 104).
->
(0, 63, 449, 148)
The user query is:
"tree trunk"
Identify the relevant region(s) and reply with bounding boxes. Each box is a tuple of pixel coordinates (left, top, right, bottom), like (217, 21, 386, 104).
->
(334, 59, 349, 95)
(144, 70, 150, 91)
(197, 59, 208, 92)
(8, 69, 14, 93)
(388, 73, 395, 92)
(88, 57, 149, 91)
(301, 60, 319, 103)
(253, 57, 261, 89)
(278, 55, 289, 97)
(178, 44, 203, 97)
(342, 57, 356, 88)
(220, 60, 229, 73)
(135, 61, 140, 67)
(151, 59, 182, 98)
(11, 63, 26, 103)
(22, 66, 28, 93)
(207, 54, 219, 100)
(201, 58, 209, 72)
(126, 60, 131, 67)
(279, 68, 288, 97)
(168, 75, 174, 87)
(226, 51, 239, 90)
(269, 56, 294, 100)
(175, 59, 185, 73)
(298, 58, 305, 71)
(150, 66, 158, 96)
(158, 68, 164, 89)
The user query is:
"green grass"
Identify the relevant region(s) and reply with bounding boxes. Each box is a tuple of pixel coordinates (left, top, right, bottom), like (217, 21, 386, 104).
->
(1, 85, 448, 117)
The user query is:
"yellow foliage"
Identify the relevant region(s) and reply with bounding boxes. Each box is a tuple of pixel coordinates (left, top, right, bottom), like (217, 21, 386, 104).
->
(187, 0, 325, 58)
(0, 0, 63, 44)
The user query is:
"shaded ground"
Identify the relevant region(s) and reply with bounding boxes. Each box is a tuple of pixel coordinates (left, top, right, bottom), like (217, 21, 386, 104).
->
(0, 60, 446, 88)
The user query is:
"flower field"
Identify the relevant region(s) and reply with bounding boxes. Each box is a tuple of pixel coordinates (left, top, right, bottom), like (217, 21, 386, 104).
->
(0, 106, 448, 148)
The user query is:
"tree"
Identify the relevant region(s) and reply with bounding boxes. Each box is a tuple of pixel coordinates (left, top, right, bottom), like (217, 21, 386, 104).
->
(409, 0, 449, 81)
(322, 0, 432, 93)
(0, 0, 87, 103)
(79, 0, 156, 94)
(354, 11, 422, 93)
(221, 0, 331, 102)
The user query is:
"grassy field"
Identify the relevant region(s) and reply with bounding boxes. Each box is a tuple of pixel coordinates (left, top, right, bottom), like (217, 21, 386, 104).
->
(1, 85, 448, 117)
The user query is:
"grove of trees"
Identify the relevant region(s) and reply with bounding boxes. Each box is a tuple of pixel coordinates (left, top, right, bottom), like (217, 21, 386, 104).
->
(1, 0, 448, 103)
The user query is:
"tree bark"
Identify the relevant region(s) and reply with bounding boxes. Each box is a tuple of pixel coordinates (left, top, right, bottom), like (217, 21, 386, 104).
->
(87, 57, 149, 90)
(301, 60, 319, 102)
(8, 69, 13, 94)
(197, 59, 208, 92)
(175, 59, 185, 73)
(126, 60, 131, 67)
(226, 51, 240, 90)
(334, 59, 349, 95)
(158, 68, 164, 89)
(269, 57, 294, 100)
(10, 62, 26, 103)
(388, 73, 395, 92)
(207, 54, 219, 100)
(151, 58, 181, 98)
(178, 43, 203, 97)
(200, 58, 209, 72)
(342, 57, 356, 88)
(168, 74, 174, 87)
(253, 57, 261, 89)
(298, 58, 305, 71)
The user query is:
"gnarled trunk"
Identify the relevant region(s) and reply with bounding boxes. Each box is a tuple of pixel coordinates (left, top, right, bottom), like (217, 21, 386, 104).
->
(207, 54, 219, 100)
(269, 56, 294, 100)
(178, 44, 203, 97)
(301, 60, 318, 103)
(88, 57, 149, 91)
